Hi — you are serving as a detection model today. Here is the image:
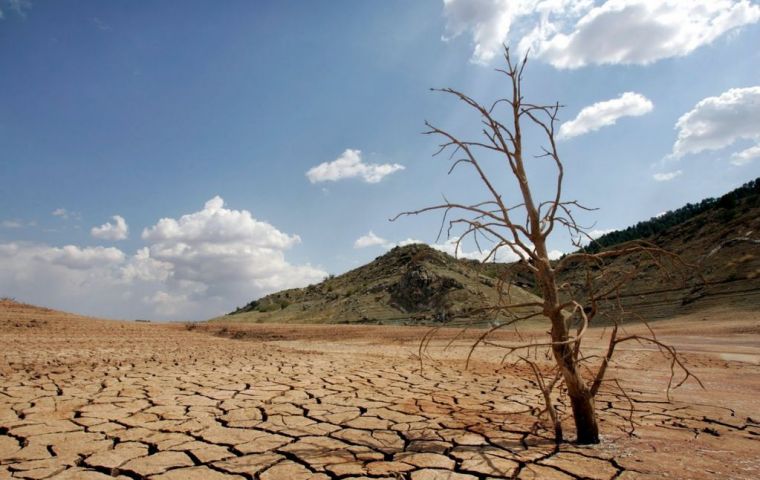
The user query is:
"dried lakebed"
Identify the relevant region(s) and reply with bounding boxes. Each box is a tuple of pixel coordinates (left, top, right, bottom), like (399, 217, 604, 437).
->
(1, 304, 759, 479)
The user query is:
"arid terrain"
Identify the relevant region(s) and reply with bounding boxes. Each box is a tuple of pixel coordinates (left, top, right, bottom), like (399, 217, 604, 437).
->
(1, 299, 758, 479)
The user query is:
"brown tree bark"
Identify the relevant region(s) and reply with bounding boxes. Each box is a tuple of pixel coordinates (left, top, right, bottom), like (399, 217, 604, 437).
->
(539, 257, 600, 444)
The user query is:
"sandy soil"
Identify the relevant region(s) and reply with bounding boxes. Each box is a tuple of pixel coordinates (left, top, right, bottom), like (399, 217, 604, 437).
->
(1, 300, 758, 479)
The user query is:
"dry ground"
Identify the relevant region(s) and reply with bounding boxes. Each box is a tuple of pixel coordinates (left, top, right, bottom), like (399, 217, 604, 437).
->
(1, 300, 758, 479)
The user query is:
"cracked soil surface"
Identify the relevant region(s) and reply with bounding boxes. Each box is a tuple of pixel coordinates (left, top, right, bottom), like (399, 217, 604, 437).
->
(1, 300, 759, 479)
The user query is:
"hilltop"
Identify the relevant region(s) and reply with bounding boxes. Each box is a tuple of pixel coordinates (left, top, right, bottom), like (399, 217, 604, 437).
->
(221, 243, 541, 325)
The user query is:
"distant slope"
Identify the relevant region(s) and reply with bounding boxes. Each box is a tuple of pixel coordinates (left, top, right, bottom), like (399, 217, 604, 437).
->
(585, 178, 760, 253)
(556, 177, 760, 320)
(0, 298, 128, 332)
(0, 298, 87, 328)
(220, 244, 541, 325)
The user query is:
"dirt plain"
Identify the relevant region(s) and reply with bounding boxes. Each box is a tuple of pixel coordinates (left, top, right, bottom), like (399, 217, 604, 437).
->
(1, 299, 759, 479)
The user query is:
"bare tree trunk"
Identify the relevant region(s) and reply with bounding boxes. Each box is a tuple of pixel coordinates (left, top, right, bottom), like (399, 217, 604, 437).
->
(540, 258, 600, 444)
(568, 388, 599, 444)
(554, 340, 599, 443)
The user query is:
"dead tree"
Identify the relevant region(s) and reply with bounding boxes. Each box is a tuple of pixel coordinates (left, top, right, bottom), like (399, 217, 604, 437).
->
(394, 48, 701, 444)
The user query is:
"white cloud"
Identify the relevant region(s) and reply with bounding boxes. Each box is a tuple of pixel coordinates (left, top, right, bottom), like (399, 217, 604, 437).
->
(143, 291, 192, 318)
(0, 197, 326, 320)
(533, 0, 760, 68)
(431, 238, 563, 262)
(588, 228, 616, 239)
(41, 245, 126, 270)
(142, 196, 299, 248)
(381, 237, 526, 263)
(442, 0, 539, 64)
(731, 144, 760, 166)
(120, 247, 172, 283)
(574, 228, 616, 246)
(1, 220, 22, 228)
(91, 215, 129, 241)
(0, 242, 135, 319)
(51, 208, 80, 220)
(429, 238, 499, 261)
(140, 196, 325, 311)
(354, 231, 388, 249)
(306, 149, 405, 184)
(653, 170, 682, 182)
(670, 86, 760, 159)
(442, 0, 760, 68)
(0, 0, 31, 19)
(559, 92, 653, 139)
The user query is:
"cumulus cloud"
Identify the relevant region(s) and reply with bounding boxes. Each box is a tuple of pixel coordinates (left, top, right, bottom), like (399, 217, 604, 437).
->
(559, 92, 653, 139)
(0, 242, 132, 318)
(533, 0, 760, 68)
(354, 231, 388, 249)
(120, 247, 172, 283)
(669, 86, 760, 159)
(91, 215, 129, 241)
(653, 170, 682, 182)
(41, 245, 126, 270)
(140, 196, 325, 312)
(731, 144, 760, 166)
(141, 196, 324, 303)
(143, 197, 299, 248)
(442, 0, 760, 68)
(306, 149, 405, 184)
(0, 197, 326, 320)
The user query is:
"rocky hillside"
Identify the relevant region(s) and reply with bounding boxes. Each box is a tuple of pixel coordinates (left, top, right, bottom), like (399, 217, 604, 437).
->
(223, 179, 760, 326)
(554, 178, 760, 321)
(395, 179, 760, 324)
(221, 244, 541, 325)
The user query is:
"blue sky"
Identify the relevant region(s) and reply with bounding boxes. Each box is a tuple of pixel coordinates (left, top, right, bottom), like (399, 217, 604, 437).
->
(1, 0, 759, 320)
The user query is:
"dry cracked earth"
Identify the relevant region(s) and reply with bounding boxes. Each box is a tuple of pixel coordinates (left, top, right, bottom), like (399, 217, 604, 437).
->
(1, 300, 759, 479)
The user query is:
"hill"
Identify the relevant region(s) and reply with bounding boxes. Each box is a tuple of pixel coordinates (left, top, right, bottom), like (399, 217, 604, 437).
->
(0, 297, 152, 335)
(221, 244, 541, 325)
(0, 297, 92, 330)
(224, 179, 760, 326)
(553, 177, 760, 320)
